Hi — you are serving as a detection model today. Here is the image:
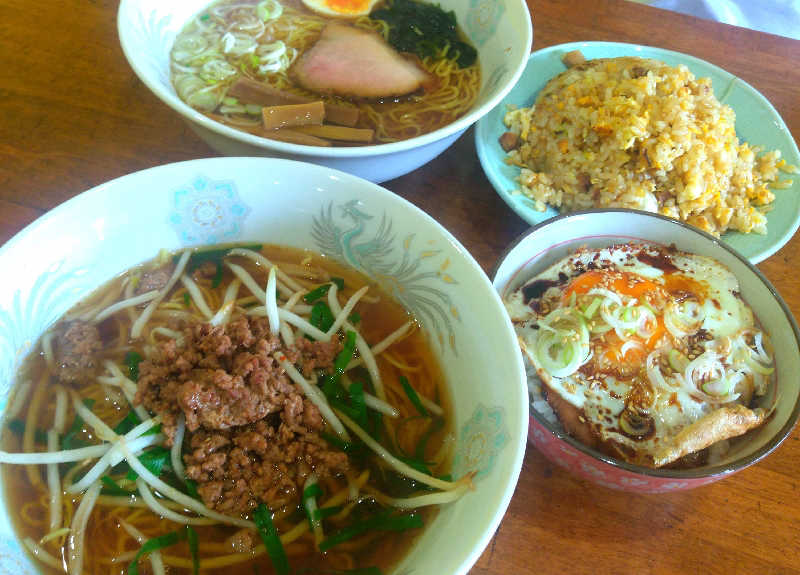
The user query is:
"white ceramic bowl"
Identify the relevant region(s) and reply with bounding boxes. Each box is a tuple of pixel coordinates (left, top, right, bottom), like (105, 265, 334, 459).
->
(117, 0, 533, 183)
(493, 209, 800, 493)
(0, 157, 527, 573)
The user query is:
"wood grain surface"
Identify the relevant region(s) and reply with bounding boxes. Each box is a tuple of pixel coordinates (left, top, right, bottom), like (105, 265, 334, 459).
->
(1, 0, 799, 573)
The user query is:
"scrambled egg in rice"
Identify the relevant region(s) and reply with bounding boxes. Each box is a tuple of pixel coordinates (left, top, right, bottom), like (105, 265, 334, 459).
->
(502, 56, 796, 236)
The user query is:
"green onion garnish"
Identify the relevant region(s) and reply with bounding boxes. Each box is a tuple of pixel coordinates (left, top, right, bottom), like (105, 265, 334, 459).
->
(183, 292, 191, 307)
(319, 511, 423, 552)
(303, 283, 332, 304)
(100, 475, 133, 496)
(7, 419, 47, 443)
(348, 381, 367, 428)
(211, 261, 224, 288)
(333, 331, 357, 380)
(253, 503, 289, 575)
(348, 311, 361, 324)
(126, 447, 170, 481)
(125, 351, 143, 382)
(331, 277, 345, 291)
(128, 529, 185, 575)
(113, 410, 143, 435)
(310, 301, 335, 332)
(61, 398, 95, 450)
(399, 376, 428, 416)
(312, 505, 343, 521)
(186, 525, 199, 575)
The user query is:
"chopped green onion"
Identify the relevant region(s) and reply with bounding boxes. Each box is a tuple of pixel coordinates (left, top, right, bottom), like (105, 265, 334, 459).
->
(211, 261, 224, 288)
(348, 381, 367, 428)
(177, 244, 263, 271)
(303, 483, 323, 501)
(126, 447, 170, 481)
(399, 376, 428, 416)
(100, 475, 133, 496)
(414, 416, 444, 461)
(185, 478, 200, 499)
(113, 410, 143, 435)
(186, 525, 199, 575)
(61, 398, 96, 450)
(320, 431, 357, 453)
(319, 511, 423, 552)
(253, 503, 289, 575)
(333, 331, 357, 379)
(331, 277, 345, 291)
(310, 301, 335, 332)
(200, 13, 210, 21)
(582, 297, 602, 319)
(7, 419, 47, 443)
(348, 311, 361, 324)
(128, 529, 185, 575)
(304, 283, 332, 304)
(125, 351, 143, 382)
(183, 292, 191, 307)
(312, 505, 342, 521)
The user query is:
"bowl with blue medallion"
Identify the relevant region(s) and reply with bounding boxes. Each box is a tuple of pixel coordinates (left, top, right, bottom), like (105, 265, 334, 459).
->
(118, 0, 533, 183)
(0, 157, 527, 573)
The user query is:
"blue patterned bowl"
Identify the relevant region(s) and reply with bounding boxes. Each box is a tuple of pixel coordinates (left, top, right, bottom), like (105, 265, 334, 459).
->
(117, 0, 532, 183)
(0, 158, 528, 573)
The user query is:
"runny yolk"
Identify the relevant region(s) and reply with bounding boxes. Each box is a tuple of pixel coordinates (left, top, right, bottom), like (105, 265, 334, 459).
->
(320, 0, 373, 13)
(563, 270, 659, 300)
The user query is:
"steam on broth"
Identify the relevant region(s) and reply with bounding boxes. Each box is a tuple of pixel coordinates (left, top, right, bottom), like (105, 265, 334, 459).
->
(170, 0, 481, 146)
(1, 244, 470, 574)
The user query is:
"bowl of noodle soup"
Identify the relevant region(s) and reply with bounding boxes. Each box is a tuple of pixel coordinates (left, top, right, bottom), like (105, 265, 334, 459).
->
(117, 0, 532, 183)
(0, 157, 527, 574)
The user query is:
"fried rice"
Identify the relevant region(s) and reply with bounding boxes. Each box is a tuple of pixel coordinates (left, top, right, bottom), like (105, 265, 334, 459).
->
(502, 56, 796, 236)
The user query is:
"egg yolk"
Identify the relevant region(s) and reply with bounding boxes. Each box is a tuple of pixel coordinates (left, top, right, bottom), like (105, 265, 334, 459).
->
(563, 270, 660, 300)
(319, 0, 373, 14)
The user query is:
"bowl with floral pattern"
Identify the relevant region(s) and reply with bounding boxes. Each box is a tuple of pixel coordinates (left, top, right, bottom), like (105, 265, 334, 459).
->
(117, 0, 532, 183)
(0, 157, 527, 573)
(492, 209, 800, 493)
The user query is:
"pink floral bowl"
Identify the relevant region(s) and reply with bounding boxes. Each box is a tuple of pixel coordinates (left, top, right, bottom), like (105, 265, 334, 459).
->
(492, 209, 800, 493)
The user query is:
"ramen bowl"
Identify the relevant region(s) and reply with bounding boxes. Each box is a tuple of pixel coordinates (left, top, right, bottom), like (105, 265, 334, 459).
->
(0, 157, 527, 573)
(117, 0, 533, 183)
(492, 209, 800, 493)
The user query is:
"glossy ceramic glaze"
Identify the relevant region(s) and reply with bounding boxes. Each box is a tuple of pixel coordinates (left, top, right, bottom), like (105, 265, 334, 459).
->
(492, 209, 800, 493)
(117, 0, 533, 183)
(0, 158, 528, 573)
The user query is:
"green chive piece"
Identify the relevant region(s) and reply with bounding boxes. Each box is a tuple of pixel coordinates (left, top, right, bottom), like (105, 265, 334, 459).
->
(61, 398, 96, 450)
(211, 261, 224, 288)
(348, 311, 361, 325)
(186, 525, 199, 575)
(348, 381, 367, 428)
(128, 530, 185, 575)
(125, 351, 143, 382)
(7, 419, 48, 443)
(303, 283, 332, 303)
(319, 511, 423, 552)
(253, 503, 289, 575)
(100, 475, 132, 496)
(332, 331, 357, 382)
(126, 446, 170, 481)
(312, 505, 343, 522)
(113, 410, 143, 435)
(399, 376, 428, 416)
(331, 277, 345, 291)
(310, 301, 335, 332)
(183, 292, 191, 307)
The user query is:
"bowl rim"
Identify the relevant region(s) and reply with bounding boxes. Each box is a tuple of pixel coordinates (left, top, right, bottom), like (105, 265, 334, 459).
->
(490, 207, 800, 479)
(116, 0, 533, 159)
(0, 156, 530, 573)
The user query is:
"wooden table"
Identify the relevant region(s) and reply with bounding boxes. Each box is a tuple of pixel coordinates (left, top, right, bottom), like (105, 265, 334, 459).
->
(1, 0, 799, 573)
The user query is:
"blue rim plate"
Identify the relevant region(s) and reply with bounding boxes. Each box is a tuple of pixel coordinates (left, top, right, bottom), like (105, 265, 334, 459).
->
(475, 41, 800, 264)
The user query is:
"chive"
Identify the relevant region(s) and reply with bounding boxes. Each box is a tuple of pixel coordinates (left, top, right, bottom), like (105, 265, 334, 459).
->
(211, 261, 224, 288)
(253, 503, 289, 575)
(125, 351, 143, 382)
(128, 530, 185, 575)
(177, 244, 263, 271)
(200, 13, 210, 21)
(7, 419, 48, 443)
(396, 456, 432, 475)
(332, 331, 357, 382)
(113, 410, 143, 435)
(185, 478, 200, 499)
(331, 277, 345, 291)
(399, 376, 428, 416)
(303, 283, 332, 304)
(414, 416, 444, 461)
(320, 431, 357, 453)
(101, 475, 133, 496)
(310, 301, 335, 332)
(348, 311, 361, 325)
(186, 525, 199, 575)
(61, 398, 96, 450)
(183, 292, 191, 307)
(319, 511, 423, 552)
(126, 447, 170, 481)
(348, 381, 368, 428)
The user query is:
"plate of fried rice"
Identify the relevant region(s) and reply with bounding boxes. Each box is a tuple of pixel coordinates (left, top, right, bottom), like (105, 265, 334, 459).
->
(476, 41, 800, 263)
